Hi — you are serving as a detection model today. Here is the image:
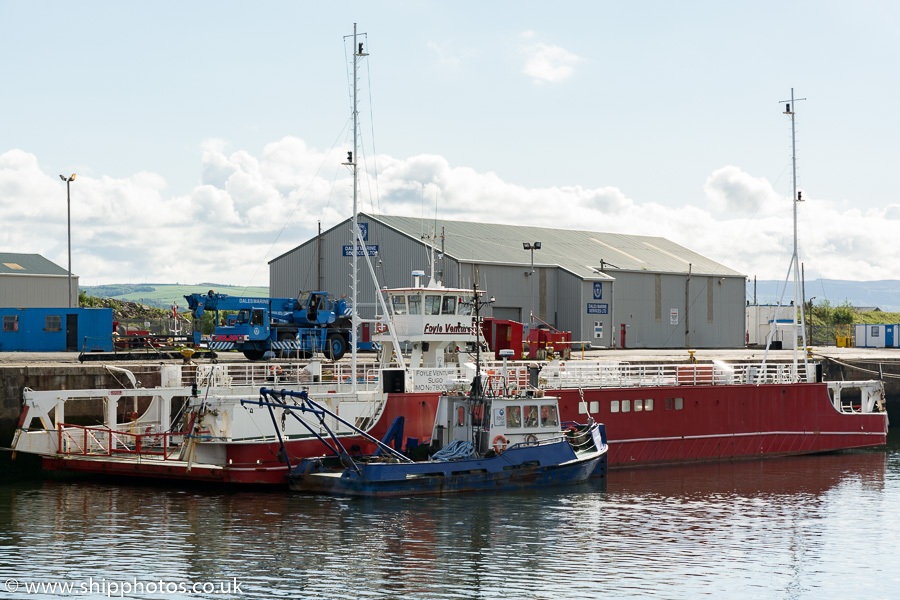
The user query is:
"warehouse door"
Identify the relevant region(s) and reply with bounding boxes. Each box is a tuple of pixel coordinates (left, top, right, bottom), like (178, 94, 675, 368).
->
(66, 313, 78, 351)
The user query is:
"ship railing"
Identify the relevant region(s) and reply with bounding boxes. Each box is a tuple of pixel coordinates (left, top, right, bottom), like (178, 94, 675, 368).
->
(536, 361, 813, 389)
(188, 362, 382, 391)
(57, 423, 184, 460)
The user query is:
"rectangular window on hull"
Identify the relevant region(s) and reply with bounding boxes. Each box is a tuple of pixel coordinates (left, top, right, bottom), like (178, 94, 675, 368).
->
(665, 397, 674, 411)
(645, 398, 654, 411)
(675, 397, 683, 410)
(634, 399, 643, 412)
(622, 400, 631, 413)
(610, 400, 620, 413)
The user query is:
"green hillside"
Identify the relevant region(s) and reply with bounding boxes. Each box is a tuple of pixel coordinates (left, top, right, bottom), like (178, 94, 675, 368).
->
(82, 283, 270, 309)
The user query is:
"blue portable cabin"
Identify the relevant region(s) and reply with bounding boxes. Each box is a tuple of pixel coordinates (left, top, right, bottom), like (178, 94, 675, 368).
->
(0, 308, 113, 351)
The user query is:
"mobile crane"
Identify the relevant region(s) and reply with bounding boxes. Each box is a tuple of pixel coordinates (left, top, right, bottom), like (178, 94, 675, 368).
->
(184, 290, 352, 361)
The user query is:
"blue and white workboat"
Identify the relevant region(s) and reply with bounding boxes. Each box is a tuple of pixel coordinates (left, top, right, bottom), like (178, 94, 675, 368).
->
(243, 381, 608, 498)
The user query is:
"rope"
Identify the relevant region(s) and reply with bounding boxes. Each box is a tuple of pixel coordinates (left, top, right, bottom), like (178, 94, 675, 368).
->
(816, 353, 900, 380)
(431, 440, 475, 461)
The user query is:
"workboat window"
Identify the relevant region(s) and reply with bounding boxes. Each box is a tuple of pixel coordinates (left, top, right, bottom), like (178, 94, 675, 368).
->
(622, 399, 631, 413)
(391, 295, 407, 315)
(441, 295, 457, 315)
(408, 294, 422, 314)
(635, 399, 643, 412)
(458, 301, 473, 316)
(507, 406, 522, 428)
(524, 405, 538, 427)
(645, 398, 654, 411)
(425, 295, 441, 315)
(610, 400, 620, 413)
(675, 397, 683, 410)
(540, 404, 558, 427)
(44, 315, 61, 332)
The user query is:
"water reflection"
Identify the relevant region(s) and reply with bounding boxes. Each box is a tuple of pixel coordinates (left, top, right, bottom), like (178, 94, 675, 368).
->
(0, 446, 897, 599)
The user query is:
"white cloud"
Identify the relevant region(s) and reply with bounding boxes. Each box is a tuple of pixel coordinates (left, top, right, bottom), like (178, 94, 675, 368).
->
(1, 145, 897, 287)
(520, 33, 583, 84)
(426, 40, 474, 68)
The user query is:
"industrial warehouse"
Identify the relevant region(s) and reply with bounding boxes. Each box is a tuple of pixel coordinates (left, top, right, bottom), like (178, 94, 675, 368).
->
(269, 214, 747, 349)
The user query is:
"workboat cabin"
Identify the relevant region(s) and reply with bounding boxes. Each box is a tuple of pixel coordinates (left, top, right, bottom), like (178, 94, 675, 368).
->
(434, 391, 562, 454)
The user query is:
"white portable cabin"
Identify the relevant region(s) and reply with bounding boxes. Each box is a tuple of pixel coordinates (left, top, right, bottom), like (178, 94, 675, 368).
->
(854, 324, 900, 348)
(745, 304, 798, 348)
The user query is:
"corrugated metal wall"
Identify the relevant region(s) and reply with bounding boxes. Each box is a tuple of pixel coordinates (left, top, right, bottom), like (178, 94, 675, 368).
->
(270, 220, 746, 348)
(0, 274, 75, 308)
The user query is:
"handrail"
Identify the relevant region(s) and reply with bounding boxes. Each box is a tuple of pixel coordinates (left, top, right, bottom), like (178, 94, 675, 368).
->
(57, 423, 185, 460)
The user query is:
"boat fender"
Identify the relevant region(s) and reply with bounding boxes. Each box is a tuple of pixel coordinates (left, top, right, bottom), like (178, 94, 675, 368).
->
(492, 435, 508, 453)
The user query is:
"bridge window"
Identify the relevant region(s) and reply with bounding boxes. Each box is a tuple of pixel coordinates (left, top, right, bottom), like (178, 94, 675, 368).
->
(540, 404, 558, 427)
(441, 295, 457, 315)
(391, 295, 407, 315)
(425, 295, 441, 315)
(506, 406, 522, 428)
(458, 301, 473, 316)
(524, 405, 538, 427)
(408, 294, 421, 314)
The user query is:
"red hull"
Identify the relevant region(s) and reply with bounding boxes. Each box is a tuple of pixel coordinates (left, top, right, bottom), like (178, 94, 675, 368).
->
(552, 382, 887, 467)
(41, 381, 887, 484)
(43, 392, 441, 485)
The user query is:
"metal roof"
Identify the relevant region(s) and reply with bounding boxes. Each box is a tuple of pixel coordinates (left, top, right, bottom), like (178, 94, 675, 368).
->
(363, 214, 744, 279)
(0, 253, 69, 276)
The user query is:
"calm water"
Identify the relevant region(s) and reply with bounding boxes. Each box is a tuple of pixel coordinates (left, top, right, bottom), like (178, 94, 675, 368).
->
(2, 436, 900, 600)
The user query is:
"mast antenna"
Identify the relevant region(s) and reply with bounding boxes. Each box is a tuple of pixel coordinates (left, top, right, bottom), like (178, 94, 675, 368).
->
(778, 88, 809, 381)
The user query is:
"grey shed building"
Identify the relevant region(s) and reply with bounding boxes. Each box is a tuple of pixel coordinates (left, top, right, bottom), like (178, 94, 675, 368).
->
(0, 252, 76, 308)
(270, 214, 746, 349)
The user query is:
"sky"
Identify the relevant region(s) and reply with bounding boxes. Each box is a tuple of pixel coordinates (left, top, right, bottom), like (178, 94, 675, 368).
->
(1, 1, 898, 292)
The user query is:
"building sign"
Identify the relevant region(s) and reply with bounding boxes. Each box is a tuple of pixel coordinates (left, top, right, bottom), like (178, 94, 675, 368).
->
(670, 308, 679, 325)
(412, 368, 457, 392)
(587, 303, 608, 315)
(358, 222, 368, 241)
(593, 282, 603, 299)
(342, 244, 379, 256)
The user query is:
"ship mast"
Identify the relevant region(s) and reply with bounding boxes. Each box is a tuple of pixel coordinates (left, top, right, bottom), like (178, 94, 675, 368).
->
(349, 24, 367, 391)
(780, 88, 809, 381)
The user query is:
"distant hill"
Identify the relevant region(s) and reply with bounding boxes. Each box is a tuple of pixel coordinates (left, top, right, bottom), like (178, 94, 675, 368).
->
(749, 279, 900, 312)
(82, 283, 270, 309)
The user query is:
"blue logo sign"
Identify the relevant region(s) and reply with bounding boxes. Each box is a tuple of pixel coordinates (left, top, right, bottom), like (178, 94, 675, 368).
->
(358, 223, 368, 241)
(342, 244, 379, 257)
(593, 282, 603, 299)
(587, 303, 608, 315)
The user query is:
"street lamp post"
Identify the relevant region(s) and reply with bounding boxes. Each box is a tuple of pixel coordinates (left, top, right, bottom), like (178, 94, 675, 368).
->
(59, 173, 76, 307)
(523, 241, 541, 329)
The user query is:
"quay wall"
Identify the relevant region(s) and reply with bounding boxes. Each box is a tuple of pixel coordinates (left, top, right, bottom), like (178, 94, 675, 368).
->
(0, 365, 162, 447)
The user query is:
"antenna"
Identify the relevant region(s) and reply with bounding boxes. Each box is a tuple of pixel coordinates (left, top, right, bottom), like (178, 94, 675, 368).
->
(768, 88, 809, 382)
